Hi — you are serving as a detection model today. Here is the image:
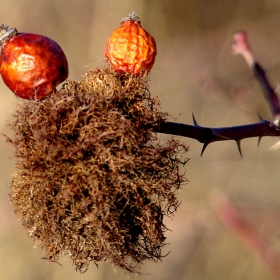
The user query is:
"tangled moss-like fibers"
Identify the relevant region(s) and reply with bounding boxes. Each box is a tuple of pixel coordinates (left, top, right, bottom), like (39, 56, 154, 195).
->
(7, 68, 188, 273)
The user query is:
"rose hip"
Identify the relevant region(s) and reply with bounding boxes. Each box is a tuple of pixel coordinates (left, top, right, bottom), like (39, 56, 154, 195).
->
(0, 24, 68, 100)
(105, 12, 157, 75)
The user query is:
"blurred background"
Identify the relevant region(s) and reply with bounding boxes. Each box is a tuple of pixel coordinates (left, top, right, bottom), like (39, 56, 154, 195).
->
(1, 0, 280, 279)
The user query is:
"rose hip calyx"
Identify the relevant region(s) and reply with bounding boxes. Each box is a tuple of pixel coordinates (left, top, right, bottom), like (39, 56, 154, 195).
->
(0, 24, 17, 45)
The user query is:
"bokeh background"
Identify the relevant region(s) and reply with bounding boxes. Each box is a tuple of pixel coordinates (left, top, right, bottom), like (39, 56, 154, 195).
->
(1, 0, 280, 279)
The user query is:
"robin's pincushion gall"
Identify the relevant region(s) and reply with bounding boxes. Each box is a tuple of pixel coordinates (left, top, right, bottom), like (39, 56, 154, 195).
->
(105, 12, 157, 75)
(0, 24, 68, 100)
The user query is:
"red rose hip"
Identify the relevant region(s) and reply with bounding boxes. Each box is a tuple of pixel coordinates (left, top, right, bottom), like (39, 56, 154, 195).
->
(105, 12, 157, 75)
(0, 24, 68, 100)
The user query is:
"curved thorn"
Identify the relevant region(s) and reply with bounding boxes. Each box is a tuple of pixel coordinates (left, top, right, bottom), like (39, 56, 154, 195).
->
(236, 140, 243, 158)
(258, 114, 265, 122)
(192, 113, 200, 127)
(258, 136, 262, 146)
(201, 142, 209, 156)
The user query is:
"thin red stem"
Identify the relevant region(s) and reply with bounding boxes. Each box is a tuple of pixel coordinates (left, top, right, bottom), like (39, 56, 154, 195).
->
(232, 31, 280, 120)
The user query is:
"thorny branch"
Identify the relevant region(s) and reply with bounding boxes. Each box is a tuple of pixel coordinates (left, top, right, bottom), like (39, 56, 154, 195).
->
(157, 117, 280, 157)
(157, 31, 280, 155)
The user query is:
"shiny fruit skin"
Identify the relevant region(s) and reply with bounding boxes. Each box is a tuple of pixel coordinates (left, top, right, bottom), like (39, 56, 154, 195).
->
(0, 32, 68, 100)
(105, 19, 156, 75)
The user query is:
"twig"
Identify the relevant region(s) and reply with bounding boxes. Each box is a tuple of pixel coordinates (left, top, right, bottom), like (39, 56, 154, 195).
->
(232, 31, 280, 120)
(156, 116, 280, 156)
(154, 31, 280, 156)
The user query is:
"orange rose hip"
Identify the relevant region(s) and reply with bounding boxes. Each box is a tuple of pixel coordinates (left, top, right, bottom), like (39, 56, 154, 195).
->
(0, 24, 68, 100)
(105, 12, 157, 75)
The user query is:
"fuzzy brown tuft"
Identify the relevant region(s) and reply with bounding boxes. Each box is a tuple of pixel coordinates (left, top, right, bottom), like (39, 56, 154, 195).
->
(7, 68, 188, 273)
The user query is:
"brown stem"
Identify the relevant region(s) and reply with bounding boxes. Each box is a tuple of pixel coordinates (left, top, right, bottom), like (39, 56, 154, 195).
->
(156, 117, 280, 156)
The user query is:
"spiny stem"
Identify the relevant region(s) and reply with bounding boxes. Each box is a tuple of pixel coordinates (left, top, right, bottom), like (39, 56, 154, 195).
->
(156, 118, 280, 156)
